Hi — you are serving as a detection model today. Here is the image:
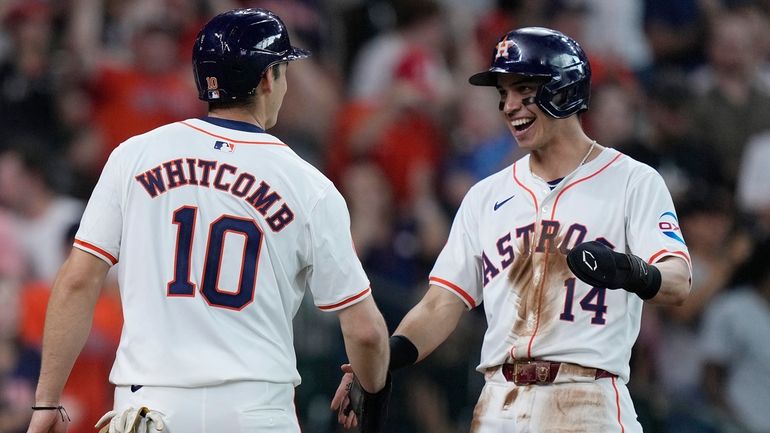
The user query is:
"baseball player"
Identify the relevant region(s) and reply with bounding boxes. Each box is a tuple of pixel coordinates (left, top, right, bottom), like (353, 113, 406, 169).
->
(333, 27, 692, 432)
(26, 9, 390, 433)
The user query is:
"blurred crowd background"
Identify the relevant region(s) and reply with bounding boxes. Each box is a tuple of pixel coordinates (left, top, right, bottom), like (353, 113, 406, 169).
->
(1, 0, 770, 432)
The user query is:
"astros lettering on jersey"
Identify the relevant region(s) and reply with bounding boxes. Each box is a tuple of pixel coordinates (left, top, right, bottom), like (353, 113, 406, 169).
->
(73, 117, 372, 387)
(429, 147, 691, 382)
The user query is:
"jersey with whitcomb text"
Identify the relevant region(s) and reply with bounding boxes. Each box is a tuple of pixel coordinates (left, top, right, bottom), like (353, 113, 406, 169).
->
(74, 118, 371, 387)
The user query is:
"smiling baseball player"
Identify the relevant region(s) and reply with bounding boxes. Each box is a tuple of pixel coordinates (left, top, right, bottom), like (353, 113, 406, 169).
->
(333, 27, 692, 432)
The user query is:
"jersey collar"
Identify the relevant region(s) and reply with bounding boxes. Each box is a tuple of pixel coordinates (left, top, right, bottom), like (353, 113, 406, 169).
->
(199, 116, 265, 133)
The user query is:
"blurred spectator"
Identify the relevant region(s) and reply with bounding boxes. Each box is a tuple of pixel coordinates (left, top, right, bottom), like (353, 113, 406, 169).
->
(581, 0, 652, 72)
(0, 211, 25, 283)
(327, 72, 445, 205)
(584, 80, 642, 150)
(18, 275, 121, 433)
(737, 130, 770, 236)
(328, 1, 455, 205)
(255, 2, 342, 165)
(18, 224, 122, 433)
(341, 161, 447, 307)
(544, 0, 637, 87)
(0, 337, 38, 433)
(643, 0, 706, 72)
(68, 0, 204, 172)
(690, 10, 770, 184)
(655, 189, 750, 432)
(699, 238, 770, 433)
(606, 71, 724, 200)
(348, 0, 453, 106)
(252, 0, 327, 55)
(0, 140, 84, 283)
(474, 0, 525, 60)
(0, 0, 59, 146)
(442, 87, 520, 211)
(0, 211, 34, 433)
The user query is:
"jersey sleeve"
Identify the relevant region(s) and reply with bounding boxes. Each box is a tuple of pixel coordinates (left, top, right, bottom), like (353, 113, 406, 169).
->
(73, 147, 124, 265)
(428, 191, 482, 309)
(305, 185, 370, 311)
(625, 168, 691, 272)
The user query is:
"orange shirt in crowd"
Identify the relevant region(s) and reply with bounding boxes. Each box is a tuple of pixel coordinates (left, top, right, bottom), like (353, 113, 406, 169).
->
(327, 102, 442, 202)
(20, 280, 122, 433)
(90, 64, 204, 167)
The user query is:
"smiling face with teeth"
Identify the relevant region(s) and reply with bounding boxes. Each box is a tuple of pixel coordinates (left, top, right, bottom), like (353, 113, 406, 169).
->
(496, 74, 580, 153)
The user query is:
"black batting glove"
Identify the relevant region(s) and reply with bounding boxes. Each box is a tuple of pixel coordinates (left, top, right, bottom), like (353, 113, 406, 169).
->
(566, 241, 662, 300)
(344, 373, 392, 433)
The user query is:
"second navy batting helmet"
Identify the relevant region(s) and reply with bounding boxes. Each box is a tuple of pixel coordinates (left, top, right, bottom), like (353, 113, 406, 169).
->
(469, 27, 591, 118)
(192, 8, 310, 102)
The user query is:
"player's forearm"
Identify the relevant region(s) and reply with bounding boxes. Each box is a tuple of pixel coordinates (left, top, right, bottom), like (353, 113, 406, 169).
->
(394, 285, 466, 363)
(339, 297, 390, 393)
(646, 257, 691, 306)
(35, 253, 107, 403)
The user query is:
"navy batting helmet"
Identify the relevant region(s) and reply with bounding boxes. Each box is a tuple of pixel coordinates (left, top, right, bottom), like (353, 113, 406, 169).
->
(192, 8, 310, 102)
(469, 27, 591, 118)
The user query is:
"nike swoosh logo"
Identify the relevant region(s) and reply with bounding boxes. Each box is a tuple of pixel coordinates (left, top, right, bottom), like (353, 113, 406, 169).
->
(494, 195, 515, 211)
(131, 385, 143, 393)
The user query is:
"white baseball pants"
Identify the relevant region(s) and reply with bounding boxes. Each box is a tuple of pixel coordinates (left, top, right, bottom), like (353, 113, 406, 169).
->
(113, 380, 300, 433)
(470, 366, 643, 433)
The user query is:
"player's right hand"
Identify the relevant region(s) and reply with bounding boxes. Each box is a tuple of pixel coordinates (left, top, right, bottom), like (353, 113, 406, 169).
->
(95, 407, 166, 433)
(331, 364, 392, 433)
(330, 364, 359, 429)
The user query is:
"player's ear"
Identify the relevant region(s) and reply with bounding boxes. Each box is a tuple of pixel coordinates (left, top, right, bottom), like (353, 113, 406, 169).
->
(258, 68, 275, 94)
(259, 64, 283, 94)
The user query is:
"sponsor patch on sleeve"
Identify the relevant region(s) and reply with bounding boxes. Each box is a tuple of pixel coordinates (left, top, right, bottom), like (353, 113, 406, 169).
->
(658, 211, 685, 244)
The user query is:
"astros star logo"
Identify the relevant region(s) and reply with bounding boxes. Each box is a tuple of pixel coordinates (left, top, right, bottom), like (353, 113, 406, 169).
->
(495, 38, 515, 60)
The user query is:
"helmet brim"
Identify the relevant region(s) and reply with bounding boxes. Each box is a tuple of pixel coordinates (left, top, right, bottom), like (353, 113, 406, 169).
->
(469, 67, 551, 87)
(263, 46, 311, 74)
(285, 46, 311, 62)
(468, 71, 498, 86)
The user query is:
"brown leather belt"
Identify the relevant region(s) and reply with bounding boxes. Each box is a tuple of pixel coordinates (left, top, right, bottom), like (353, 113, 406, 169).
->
(501, 361, 616, 385)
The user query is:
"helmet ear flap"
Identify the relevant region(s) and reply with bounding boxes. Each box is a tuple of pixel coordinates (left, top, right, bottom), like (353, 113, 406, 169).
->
(535, 64, 590, 118)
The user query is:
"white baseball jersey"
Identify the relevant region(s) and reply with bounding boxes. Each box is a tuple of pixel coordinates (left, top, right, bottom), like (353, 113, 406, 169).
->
(74, 117, 371, 387)
(430, 147, 691, 382)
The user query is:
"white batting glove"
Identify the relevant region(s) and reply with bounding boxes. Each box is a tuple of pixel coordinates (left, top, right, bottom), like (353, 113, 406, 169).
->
(95, 407, 166, 433)
(141, 409, 166, 432)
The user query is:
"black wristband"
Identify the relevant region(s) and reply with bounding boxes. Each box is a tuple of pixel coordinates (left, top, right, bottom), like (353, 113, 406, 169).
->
(625, 254, 662, 300)
(31, 405, 71, 422)
(388, 335, 418, 371)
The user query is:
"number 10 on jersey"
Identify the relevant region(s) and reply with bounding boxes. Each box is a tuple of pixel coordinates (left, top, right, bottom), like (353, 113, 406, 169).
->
(167, 206, 264, 310)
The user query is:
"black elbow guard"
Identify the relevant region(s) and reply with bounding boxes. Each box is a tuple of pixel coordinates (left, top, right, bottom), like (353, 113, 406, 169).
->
(567, 241, 662, 300)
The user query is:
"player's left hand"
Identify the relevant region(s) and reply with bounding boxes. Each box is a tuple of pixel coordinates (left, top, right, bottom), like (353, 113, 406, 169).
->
(95, 407, 166, 433)
(26, 408, 68, 433)
(330, 364, 358, 429)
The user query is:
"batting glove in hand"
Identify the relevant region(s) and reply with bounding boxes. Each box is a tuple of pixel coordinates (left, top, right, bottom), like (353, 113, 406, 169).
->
(95, 407, 166, 433)
(567, 241, 662, 300)
(342, 373, 392, 433)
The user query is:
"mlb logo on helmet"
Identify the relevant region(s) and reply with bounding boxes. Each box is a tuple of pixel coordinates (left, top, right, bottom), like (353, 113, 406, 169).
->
(214, 140, 235, 152)
(206, 76, 220, 99)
